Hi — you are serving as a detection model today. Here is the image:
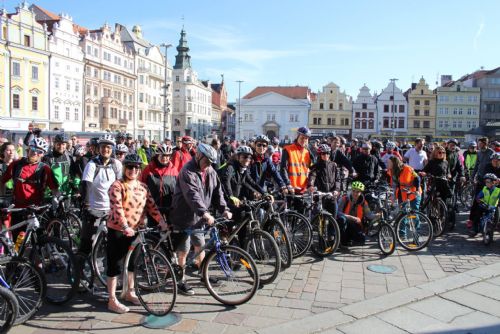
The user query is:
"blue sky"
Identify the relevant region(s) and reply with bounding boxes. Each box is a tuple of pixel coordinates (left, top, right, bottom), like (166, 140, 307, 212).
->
(8, 0, 500, 101)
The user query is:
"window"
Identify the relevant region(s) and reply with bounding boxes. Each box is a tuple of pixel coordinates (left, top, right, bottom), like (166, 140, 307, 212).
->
(24, 35, 30, 47)
(74, 108, 79, 121)
(2, 26, 6, 39)
(31, 66, 38, 80)
(339, 103, 343, 110)
(12, 62, 20, 77)
(369, 120, 374, 129)
(175, 76, 179, 82)
(438, 120, 444, 128)
(139, 110, 143, 120)
(87, 45, 91, 54)
(86, 85, 91, 95)
(94, 86, 98, 97)
(66, 107, 70, 121)
(317, 118, 322, 125)
(362, 120, 367, 129)
(383, 118, 390, 128)
(414, 120, 420, 128)
(55, 77, 60, 88)
(355, 112, 360, 118)
(369, 112, 374, 118)
(86, 105, 90, 117)
(75, 81, 79, 93)
(345, 118, 349, 126)
(55, 105, 59, 119)
(327, 118, 332, 125)
(94, 106, 98, 118)
(12, 93, 20, 109)
(424, 110, 430, 117)
(66, 80, 70, 91)
(415, 109, 420, 116)
(424, 100, 430, 106)
(453, 108, 458, 115)
(93, 49, 98, 57)
(415, 100, 420, 106)
(362, 112, 367, 118)
(362, 103, 367, 109)
(459, 108, 463, 115)
(313, 118, 317, 125)
(329, 103, 333, 109)
(399, 105, 405, 113)
(384, 105, 389, 113)
(355, 120, 360, 129)
(139, 93, 144, 103)
(398, 118, 404, 128)
(32, 96, 38, 111)
(319, 103, 324, 110)
(94, 69, 98, 78)
(423, 121, 430, 128)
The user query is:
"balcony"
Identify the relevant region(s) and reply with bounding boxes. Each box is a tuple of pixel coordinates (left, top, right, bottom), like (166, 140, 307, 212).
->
(119, 118, 128, 126)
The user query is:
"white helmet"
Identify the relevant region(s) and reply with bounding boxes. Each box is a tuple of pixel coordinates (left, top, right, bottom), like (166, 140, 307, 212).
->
(197, 143, 218, 163)
(236, 146, 253, 155)
(75, 145, 86, 156)
(29, 137, 49, 153)
(116, 144, 129, 153)
(386, 141, 396, 150)
(98, 133, 116, 146)
(156, 144, 173, 155)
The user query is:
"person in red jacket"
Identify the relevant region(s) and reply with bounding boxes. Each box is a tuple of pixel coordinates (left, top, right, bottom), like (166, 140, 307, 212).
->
(171, 136, 195, 172)
(141, 144, 178, 216)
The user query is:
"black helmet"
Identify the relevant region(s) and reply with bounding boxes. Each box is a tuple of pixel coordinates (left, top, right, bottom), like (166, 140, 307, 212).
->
(116, 132, 125, 140)
(54, 133, 69, 143)
(89, 137, 99, 147)
(123, 154, 142, 166)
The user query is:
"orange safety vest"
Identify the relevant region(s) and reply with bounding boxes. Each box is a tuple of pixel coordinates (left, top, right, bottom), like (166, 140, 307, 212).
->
(387, 165, 421, 202)
(343, 196, 365, 223)
(284, 143, 311, 190)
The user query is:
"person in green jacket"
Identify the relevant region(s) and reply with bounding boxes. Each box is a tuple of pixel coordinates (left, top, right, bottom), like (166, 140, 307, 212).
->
(136, 138, 154, 169)
(463, 141, 478, 179)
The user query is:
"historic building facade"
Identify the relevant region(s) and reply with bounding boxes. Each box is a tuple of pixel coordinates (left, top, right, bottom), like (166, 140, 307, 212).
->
(375, 80, 408, 136)
(211, 77, 227, 138)
(406, 77, 436, 138)
(352, 84, 377, 139)
(308, 82, 352, 137)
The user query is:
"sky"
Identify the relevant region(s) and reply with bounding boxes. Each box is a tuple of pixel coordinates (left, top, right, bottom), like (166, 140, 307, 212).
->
(7, 0, 500, 101)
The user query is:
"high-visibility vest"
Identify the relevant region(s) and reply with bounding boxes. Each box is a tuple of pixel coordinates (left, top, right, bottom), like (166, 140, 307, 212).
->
(465, 153, 477, 172)
(481, 186, 500, 207)
(343, 196, 364, 223)
(284, 143, 311, 190)
(388, 165, 420, 202)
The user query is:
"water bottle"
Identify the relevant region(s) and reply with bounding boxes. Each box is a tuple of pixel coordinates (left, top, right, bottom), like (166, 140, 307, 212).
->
(14, 231, 26, 253)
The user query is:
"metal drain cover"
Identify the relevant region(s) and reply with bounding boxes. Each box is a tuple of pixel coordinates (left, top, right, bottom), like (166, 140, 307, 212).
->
(367, 264, 398, 274)
(142, 312, 182, 329)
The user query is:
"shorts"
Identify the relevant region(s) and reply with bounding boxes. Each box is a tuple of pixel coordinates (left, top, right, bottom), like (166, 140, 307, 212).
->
(171, 231, 205, 253)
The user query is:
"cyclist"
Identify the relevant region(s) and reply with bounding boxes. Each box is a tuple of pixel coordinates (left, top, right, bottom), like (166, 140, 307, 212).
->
(124, 133, 136, 154)
(280, 126, 313, 193)
(472, 137, 495, 187)
(0, 142, 17, 205)
(141, 144, 178, 217)
(469, 173, 499, 237)
(115, 144, 128, 163)
(106, 154, 167, 314)
(446, 139, 465, 211)
(78, 134, 122, 259)
(210, 138, 224, 170)
(307, 144, 340, 215)
(381, 141, 402, 169)
(463, 141, 478, 179)
(420, 146, 451, 201)
(169, 143, 232, 295)
(352, 142, 380, 184)
(220, 136, 234, 163)
(43, 133, 78, 196)
(137, 138, 154, 169)
(249, 135, 286, 194)
(172, 136, 195, 172)
(83, 137, 99, 166)
(386, 156, 421, 211)
(404, 138, 428, 173)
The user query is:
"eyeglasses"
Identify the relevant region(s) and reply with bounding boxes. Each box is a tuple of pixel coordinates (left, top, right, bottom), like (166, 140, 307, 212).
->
(256, 143, 268, 148)
(29, 147, 44, 155)
(116, 152, 126, 155)
(125, 165, 141, 171)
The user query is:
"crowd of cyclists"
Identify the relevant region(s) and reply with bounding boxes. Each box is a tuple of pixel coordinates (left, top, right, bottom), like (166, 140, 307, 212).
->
(0, 124, 498, 328)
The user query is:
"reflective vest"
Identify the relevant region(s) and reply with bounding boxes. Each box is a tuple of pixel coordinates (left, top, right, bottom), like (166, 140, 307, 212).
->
(343, 196, 364, 223)
(284, 143, 311, 190)
(465, 153, 477, 172)
(388, 165, 420, 202)
(481, 186, 500, 207)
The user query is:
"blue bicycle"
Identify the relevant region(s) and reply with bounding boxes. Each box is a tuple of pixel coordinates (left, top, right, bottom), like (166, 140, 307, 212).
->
(0, 272, 18, 333)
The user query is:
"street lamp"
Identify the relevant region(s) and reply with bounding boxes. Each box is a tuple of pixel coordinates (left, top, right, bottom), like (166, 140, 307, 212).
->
(390, 78, 398, 142)
(236, 80, 244, 140)
(160, 43, 172, 141)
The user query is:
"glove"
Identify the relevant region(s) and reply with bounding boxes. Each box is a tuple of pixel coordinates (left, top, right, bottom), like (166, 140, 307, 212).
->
(230, 196, 241, 207)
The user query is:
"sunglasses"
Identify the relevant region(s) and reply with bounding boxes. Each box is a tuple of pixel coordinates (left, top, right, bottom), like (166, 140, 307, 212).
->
(29, 147, 44, 155)
(256, 143, 268, 148)
(320, 152, 330, 155)
(125, 165, 141, 171)
(437, 151, 445, 154)
(241, 155, 252, 160)
(160, 154, 172, 158)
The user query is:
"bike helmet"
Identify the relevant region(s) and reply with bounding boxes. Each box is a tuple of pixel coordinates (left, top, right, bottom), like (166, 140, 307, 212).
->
(116, 132, 125, 141)
(75, 145, 86, 156)
(447, 138, 459, 145)
(88, 137, 99, 147)
(492, 152, 500, 160)
(297, 126, 312, 138)
(386, 141, 396, 150)
(317, 144, 331, 154)
(272, 137, 280, 145)
(123, 153, 142, 166)
(116, 144, 129, 154)
(223, 136, 231, 141)
(197, 143, 218, 163)
(255, 134, 270, 144)
(351, 181, 365, 192)
(483, 173, 498, 181)
(156, 144, 173, 155)
(236, 145, 253, 155)
(29, 137, 49, 153)
(469, 141, 477, 148)
(126, 133, 133, 139)
(54, 133, 69, 143)
(98, 133, 116, 146)
(249, 136, 257, 143)
(182, 136, 193, 144)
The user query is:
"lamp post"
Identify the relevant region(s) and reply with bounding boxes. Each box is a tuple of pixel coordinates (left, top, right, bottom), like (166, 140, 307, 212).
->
(236, 80, 244, 140)
(160, 43, 172, 141)
(390, 78, 398, 142)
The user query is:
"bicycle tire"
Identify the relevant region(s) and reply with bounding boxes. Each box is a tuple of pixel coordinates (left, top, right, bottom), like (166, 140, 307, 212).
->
(46, 218, 72, 248)
(0, 286, 18, 333)
(311, 213, 341, 257)
(426, 198, 447, 238)
(65, 212, 83, 251)
(460, 183, 475, 210)
(0, 256, 46, 324)
(279, 211, 312, 258)
(395, 211, 433, 251)
(134, 248, 177, 316)
(243, 229, 280, 285)
(202, 245, 259, 306)
(377, 222, 396, 256)
(263, 219, 293, 269)
(34, 236, 79, 305)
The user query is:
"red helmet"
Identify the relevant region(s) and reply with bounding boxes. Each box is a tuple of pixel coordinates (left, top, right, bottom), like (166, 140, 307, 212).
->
(182, 136, 194, 144)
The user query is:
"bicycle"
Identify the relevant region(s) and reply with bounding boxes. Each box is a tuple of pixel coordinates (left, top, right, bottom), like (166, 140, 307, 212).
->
(420, 176, 448, 238)
(149, 222, 260, 306)
(0, 272, 18, 334)
(479, 205, 499, 246)
(1, 205, 79, 305)
(44, 194, 82, 252)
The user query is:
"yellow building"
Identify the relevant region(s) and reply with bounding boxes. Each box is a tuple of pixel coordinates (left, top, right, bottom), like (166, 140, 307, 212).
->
(407, 77, 436, 137)
(0, 3, 49, 131)
(309, 82, 352, 137)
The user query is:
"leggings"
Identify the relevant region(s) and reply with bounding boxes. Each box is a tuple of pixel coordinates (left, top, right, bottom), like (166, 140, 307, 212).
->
(106, 228, 137, 278)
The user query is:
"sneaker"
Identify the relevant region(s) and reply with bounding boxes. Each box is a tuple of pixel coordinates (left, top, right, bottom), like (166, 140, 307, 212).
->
(178, 282, 195, 296)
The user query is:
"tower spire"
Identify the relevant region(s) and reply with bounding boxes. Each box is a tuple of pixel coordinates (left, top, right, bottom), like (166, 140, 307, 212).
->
(174, 28, 191, 70)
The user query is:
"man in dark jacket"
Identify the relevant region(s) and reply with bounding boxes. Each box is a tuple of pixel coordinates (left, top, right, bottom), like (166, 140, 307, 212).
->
(250, 135, 286, 194)
(169, 143, 231, 295)
(473, 137, 495, 183)
(308, 144, 340, 215)
(352, 141, 380, 184)
(220, 136, 234, 163)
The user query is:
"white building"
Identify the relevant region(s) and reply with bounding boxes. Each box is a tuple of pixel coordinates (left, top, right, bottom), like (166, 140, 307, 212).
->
(118, 24, 172, 140)
(238, 86, 311, 142)
(375, 80, 408, 136)
(32, 6, 84, 132)
(171, 29, 212, 140)
(352, 84, 377, 139)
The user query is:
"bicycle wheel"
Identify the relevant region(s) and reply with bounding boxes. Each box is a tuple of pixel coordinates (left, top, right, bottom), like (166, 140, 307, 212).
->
(0, 256, 46, 324)
(0, 286, 18, 334)
(280, 211, 312, 258)
(377, 223, 396, 256)
(202, 245, 259, 306)
(311, 214, 341, 257)
(243, 229, 280, 285)
(34, 236, 79, 305)
(65, 212, 83, 251)
(460, 183, 475, 210)
(263, 219, 293, 269)
(134, 248, 177, 316)
(395, 211, 433, 251)
(426, 198, 447, 238)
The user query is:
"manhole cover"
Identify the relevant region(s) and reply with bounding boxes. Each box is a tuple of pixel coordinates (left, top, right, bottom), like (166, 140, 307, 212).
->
(142, 312, 182, 329)
(367, 264, 398, 274)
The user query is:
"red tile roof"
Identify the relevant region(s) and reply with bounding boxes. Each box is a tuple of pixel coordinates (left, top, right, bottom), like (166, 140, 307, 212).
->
(243, 86, 310, 100)
(31, 4, 60, 21)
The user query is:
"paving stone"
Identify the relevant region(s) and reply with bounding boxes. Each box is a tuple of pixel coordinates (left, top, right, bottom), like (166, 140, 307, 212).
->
(338, 316, 407, 334)
(377, 306, 443, 333)
(450, 310, 500, 328)
(407, 296, 474, 322)
(465, 281, 500, 301)
(341, 279, 364, 288)
(257, 306, 295, 320)
(168, 318, 198, 332)
(193, 320, 227, 334)
(314, 290, 341, 303)
(442, 289, 500, 317)
(213, 312, 247, 325)
(242, 315, 287, 328)
(278, 298, 313, 310)
(340, 287, 364, 301)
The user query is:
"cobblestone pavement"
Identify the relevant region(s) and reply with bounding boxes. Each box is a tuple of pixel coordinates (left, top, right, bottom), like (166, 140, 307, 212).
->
(10, 210, 500, 334)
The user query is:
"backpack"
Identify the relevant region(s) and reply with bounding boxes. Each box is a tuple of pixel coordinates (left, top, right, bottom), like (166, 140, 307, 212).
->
(91, 157, 120, 181)
(12, 159, 46, 196)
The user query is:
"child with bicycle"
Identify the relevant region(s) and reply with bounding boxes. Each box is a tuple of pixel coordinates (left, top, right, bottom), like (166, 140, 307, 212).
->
(106, 154, 168, 314)
(469, 173, 500, 237)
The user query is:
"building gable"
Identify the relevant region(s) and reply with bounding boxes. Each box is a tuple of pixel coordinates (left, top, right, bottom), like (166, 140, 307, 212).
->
(243, 91, 310, 107)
